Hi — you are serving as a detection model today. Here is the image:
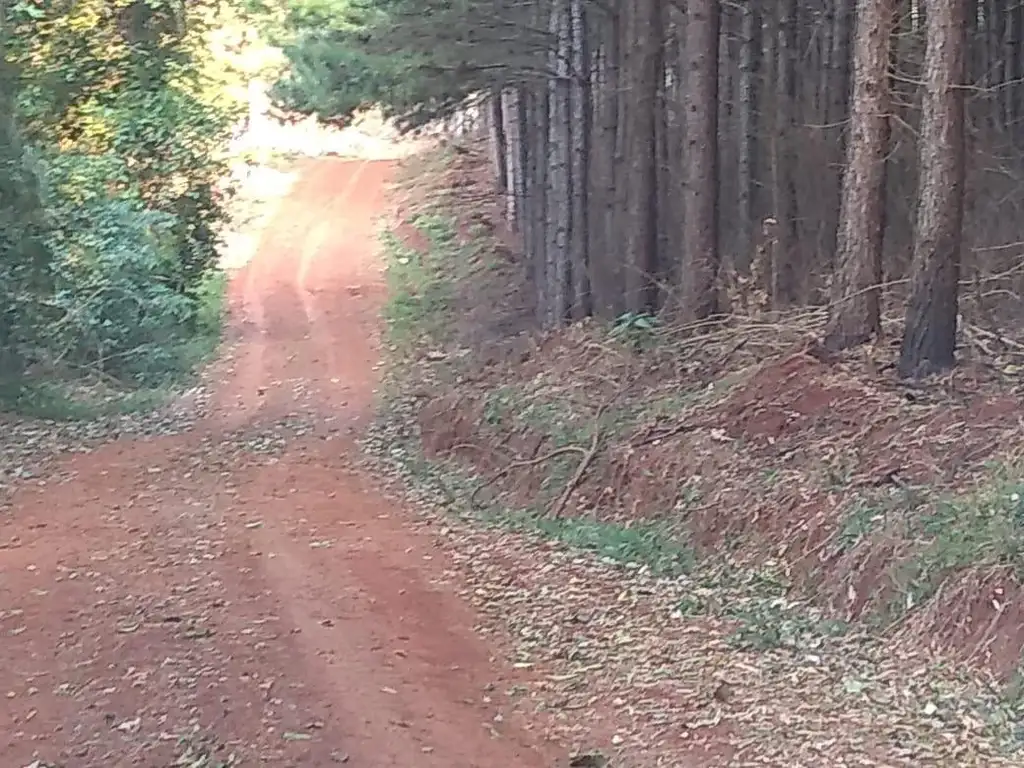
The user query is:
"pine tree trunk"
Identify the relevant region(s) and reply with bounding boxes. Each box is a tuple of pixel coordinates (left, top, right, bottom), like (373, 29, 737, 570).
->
(526, 88, 550, 319)
(589, 9, 625, 319)
(623, 0, 661, 313)
(771, 0, 800, 305)
(546, 0, 572, 326)
(899, 0, 966, 376)
(665, 12, 686, 291)
(488, 90, 508, 202)
(569, 0, 591, 318)
(824, 0, 855, 276)
(824, 0, 894, 351)
(501, 88, 522, 225)
(682, 0, 721, 320)
(737, 1, 760, 273)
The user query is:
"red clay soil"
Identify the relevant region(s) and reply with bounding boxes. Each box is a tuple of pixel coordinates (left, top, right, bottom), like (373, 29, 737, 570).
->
(0, 160, 559, 767)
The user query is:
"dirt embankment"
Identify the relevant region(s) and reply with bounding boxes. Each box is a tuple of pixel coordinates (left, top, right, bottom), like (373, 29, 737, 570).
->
(371, 144, 1024, 766)
(418, 335, 1024, 668)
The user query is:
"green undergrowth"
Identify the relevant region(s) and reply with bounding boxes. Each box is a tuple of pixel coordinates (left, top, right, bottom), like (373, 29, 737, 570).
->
(805, 463, 1024, 631)
(901, 469, 1024, 606)
(1, 269, 226, 421)
(381, 213, 460, 351)
(372, 154, 1024, 723)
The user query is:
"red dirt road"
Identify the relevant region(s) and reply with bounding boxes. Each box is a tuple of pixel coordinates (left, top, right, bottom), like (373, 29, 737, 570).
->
(0, 159, 557, 767)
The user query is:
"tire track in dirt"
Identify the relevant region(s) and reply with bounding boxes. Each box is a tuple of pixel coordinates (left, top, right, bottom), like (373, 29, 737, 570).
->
(0, 158, 557, 767)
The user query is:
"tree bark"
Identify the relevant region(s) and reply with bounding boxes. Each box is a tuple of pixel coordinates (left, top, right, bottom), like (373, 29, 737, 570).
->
(526, 87, 549, 319)
(899, 0, 967, 377)
(569, 0, 591, 318)
(771, 0, 800, 305)
(824, 0, 854, 276)
(682, 0, 720, 320)
(546, 0, 572, 326)
(488, 90, 508, 202)
(590, 6, 625, 319)
(824, 0, 894, 351)
(623, 0, 661, 313)
(736, 1, 760, 274)
(501, 88, 523, 226)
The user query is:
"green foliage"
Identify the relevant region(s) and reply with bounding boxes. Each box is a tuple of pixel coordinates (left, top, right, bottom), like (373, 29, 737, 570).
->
(901, 472, 1024, 607)
(42, 158, 191, 380)
(381, 212, 458, 349)
(610, 311, 660, 352)
(265, 0, 538, 128)
(518, 514, 695, 575)
(0, 0, 245, 406)
(0, 89, 50, 369)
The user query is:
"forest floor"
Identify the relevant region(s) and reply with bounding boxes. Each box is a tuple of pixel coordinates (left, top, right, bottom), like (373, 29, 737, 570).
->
(363, 144, 1024, 766)
(2, 137, 1024, 768)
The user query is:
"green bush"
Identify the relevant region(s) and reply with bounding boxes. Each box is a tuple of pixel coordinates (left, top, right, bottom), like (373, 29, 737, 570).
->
(0, 0, 242, 405)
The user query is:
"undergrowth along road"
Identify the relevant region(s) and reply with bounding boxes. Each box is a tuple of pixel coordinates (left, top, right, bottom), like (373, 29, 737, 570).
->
(363, 145, 1024, 767)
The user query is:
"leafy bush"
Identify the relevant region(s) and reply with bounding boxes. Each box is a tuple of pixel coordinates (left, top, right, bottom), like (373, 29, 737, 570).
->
(0, 0, 243, 404)
(42, 168, 191, 381)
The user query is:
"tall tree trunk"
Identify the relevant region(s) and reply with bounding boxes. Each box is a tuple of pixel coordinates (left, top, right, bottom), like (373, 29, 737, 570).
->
(665, 12, 686, 291)
(824, 0, 894, 351)
(501, 88, 523, 226)
(655, 43, 672, 296)
(736, 1, 760, 273)
(771, 0, 800, 305)
(526, 87, 549, 320)
(589, 11, 624, 319)
(682, 0, 721, 320)
(613, 5, 632, 313)
(488, 90, 508, 203)
(569, 0, 591, 318)
(623, 0, 661, 313)
(825, 0, 854, 277)
(546, 0, 572, 326)
(899, 0, 967, 376)
(986, 0, 1004, 133)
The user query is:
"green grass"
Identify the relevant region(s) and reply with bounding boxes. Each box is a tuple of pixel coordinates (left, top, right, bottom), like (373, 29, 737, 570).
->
(7, 381, 174, 421)
(381, 213, 461, 351)
(509, 511, 695, 575)
(900, 469, 1024, 605)
(386, 429, 698, 576)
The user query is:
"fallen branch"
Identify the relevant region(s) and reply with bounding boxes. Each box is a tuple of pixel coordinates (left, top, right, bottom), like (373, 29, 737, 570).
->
(548, 377, 641, 518)
(548, 401, 609, 519)
(631, 421, 704, 449)
(469, 445, 586, 510)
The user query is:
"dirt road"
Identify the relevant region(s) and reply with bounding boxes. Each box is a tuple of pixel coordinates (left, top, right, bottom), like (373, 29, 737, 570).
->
(0, 159, 557, 767)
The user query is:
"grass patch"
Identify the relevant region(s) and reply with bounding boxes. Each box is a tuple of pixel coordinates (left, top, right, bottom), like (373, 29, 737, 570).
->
(725, 597, 851, 651)
(480, 384, 641, 450)
(381, 213, 461, 351)
(833, 485, 929, 555)
(825, 468, 1024, 632)
(521, 514, 694, 575)
(386, 427, 697, 576)
(900, 469, 1024, 606)
(8, 381, 175, 421)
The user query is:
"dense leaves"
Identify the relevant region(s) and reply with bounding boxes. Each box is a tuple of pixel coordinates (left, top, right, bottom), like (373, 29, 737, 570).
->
(263, 0, 529, 129)
(0, 0, 241, 393)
